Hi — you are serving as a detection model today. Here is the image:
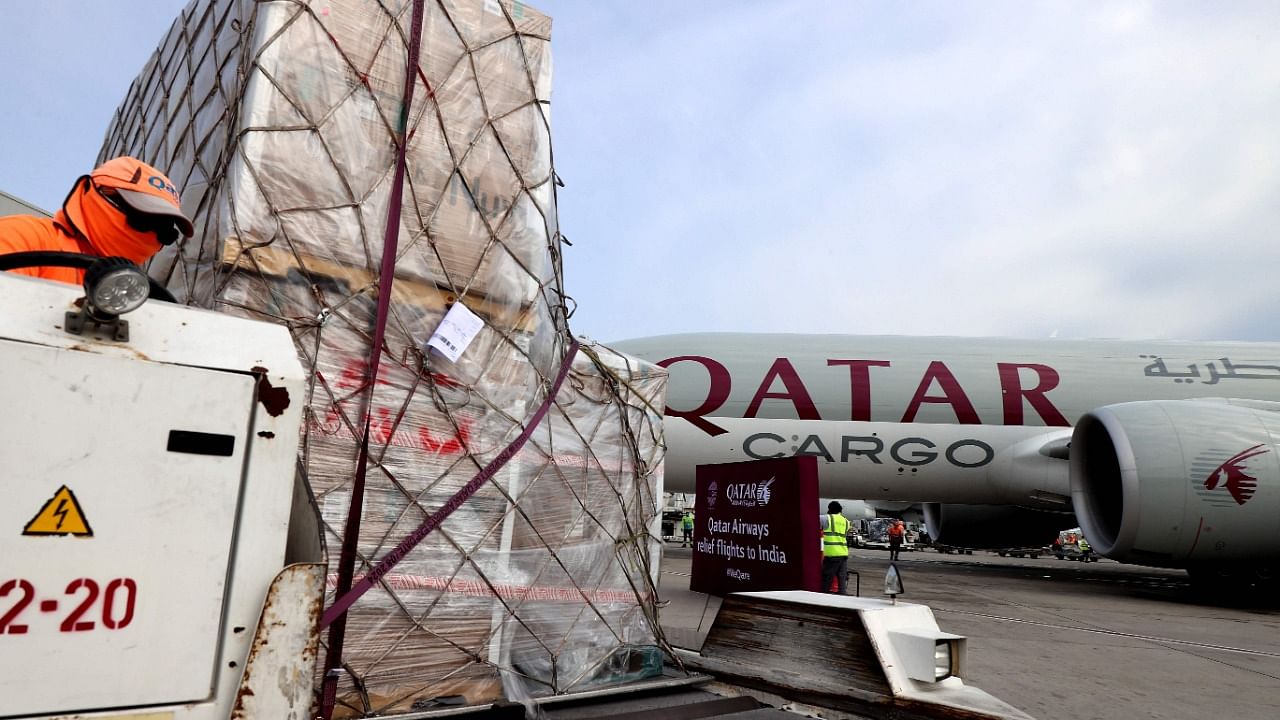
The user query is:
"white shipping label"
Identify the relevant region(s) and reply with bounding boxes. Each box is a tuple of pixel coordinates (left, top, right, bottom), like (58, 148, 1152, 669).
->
(427, 301, 484, 362)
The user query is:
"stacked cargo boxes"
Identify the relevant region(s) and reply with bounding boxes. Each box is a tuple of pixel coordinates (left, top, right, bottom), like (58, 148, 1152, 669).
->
(99, 0, 667, 715)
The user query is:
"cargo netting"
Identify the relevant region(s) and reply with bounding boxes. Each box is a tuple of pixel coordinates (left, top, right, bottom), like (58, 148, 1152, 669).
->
(98, 0, 670, 716)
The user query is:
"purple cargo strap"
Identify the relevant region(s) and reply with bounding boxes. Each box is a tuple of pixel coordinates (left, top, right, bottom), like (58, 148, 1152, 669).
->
(318, 2, 427, 715)
(320, 339, 579, 629)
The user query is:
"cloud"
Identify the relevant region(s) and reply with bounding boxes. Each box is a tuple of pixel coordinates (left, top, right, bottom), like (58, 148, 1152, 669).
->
(5, 1, 1278, 345)
(554, 2, 1280, 342)
(0, 1, 188, 211)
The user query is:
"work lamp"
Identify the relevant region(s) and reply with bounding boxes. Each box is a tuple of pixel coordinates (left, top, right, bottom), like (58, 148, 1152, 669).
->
(64, 257, 152, 342)
(933, 639, 955, 680)
(888, 628, 967, 682)
(85, 258, 151, 317)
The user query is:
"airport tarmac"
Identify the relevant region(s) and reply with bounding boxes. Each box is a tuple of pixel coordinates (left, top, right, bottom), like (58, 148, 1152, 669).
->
(657, 545, 1280, 720)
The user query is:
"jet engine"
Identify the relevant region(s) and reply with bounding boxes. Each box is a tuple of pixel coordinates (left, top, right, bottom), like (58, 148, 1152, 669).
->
(922, 503, 1071, 549)
(1070, 400, 1280, 575)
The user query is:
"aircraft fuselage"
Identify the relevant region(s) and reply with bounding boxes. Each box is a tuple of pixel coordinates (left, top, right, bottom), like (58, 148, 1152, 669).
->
(614, 333, 1280, 506)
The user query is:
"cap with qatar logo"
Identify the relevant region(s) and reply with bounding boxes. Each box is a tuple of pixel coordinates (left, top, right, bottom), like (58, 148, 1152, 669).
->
(90, 156, 194, 237)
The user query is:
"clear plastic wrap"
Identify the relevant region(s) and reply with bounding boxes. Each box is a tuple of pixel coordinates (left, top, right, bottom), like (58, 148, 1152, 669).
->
(98, 1, 668, 715)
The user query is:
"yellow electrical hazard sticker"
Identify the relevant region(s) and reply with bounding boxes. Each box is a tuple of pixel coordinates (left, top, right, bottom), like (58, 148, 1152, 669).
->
(23, 485, 93, 537)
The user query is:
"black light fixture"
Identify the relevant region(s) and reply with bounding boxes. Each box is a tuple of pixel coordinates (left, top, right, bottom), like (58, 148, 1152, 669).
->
(65, 257, 152, 341)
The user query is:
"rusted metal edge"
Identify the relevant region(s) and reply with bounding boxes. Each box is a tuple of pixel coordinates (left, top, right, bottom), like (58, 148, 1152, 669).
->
(231, 563, 326, 718)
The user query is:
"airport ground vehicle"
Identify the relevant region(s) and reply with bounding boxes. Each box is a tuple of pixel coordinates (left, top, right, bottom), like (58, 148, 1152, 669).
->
(661, 508, 686, 541)
(861, 518, 918, 553)
(0, 257, 1035, 720)
(0, 256, 325, 718)
(1052, 529, 1099, 562)
(997, 548, 1043, 559)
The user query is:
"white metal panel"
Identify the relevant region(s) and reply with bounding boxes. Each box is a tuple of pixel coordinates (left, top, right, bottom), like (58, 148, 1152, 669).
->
(0, 272, 302, 381)
(0, 340, 254, 715)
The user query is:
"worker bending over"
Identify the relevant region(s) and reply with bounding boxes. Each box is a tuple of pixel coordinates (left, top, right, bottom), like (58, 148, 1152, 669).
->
(0, 156, 193, 284)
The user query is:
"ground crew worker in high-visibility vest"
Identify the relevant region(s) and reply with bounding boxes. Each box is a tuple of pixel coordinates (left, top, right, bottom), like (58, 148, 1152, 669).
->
(680, 511, 694, 547)
(0, 156, 193, 285)
(821, 501, 850, 594)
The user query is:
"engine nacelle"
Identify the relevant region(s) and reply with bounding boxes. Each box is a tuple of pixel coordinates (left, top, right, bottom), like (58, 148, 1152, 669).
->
(1071, 400, 1280, 568)
(922, 503, 1072, 549)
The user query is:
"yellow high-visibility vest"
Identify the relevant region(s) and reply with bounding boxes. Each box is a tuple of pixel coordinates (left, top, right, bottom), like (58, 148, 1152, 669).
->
(823, 514, 849, 557)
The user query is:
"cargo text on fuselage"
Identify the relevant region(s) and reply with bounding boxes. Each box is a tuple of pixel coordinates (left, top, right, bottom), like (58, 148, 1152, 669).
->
(741, 431, 997, 469)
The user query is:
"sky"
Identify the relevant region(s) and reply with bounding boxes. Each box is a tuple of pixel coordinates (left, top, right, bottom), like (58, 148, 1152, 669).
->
(2, 1, 1280, 342)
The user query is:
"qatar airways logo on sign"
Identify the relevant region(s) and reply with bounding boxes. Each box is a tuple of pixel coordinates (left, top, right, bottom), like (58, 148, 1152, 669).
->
(724, 477, 775, 508)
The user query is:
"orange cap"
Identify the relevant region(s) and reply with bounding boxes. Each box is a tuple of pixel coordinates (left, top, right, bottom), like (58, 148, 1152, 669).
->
(91, 157, 194, 237)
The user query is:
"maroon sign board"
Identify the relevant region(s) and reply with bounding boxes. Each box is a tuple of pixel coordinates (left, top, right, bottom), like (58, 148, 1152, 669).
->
(690, 456, 820, 596)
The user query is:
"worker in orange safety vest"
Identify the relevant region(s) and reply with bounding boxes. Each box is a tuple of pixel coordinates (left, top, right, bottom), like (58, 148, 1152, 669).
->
(888, 519, 906, 562)
(0, 156, 193, 285)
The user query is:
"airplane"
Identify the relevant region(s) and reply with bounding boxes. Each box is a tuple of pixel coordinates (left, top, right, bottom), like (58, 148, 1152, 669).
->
(821, 498, 878, 523)
(612, 333, 1280, 592)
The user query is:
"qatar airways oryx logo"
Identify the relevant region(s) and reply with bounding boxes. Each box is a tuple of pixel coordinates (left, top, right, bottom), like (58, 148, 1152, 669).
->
(724, 477, 775, 507)
(706, 481, 719, 509)
(1194, 445, 1271, 506)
